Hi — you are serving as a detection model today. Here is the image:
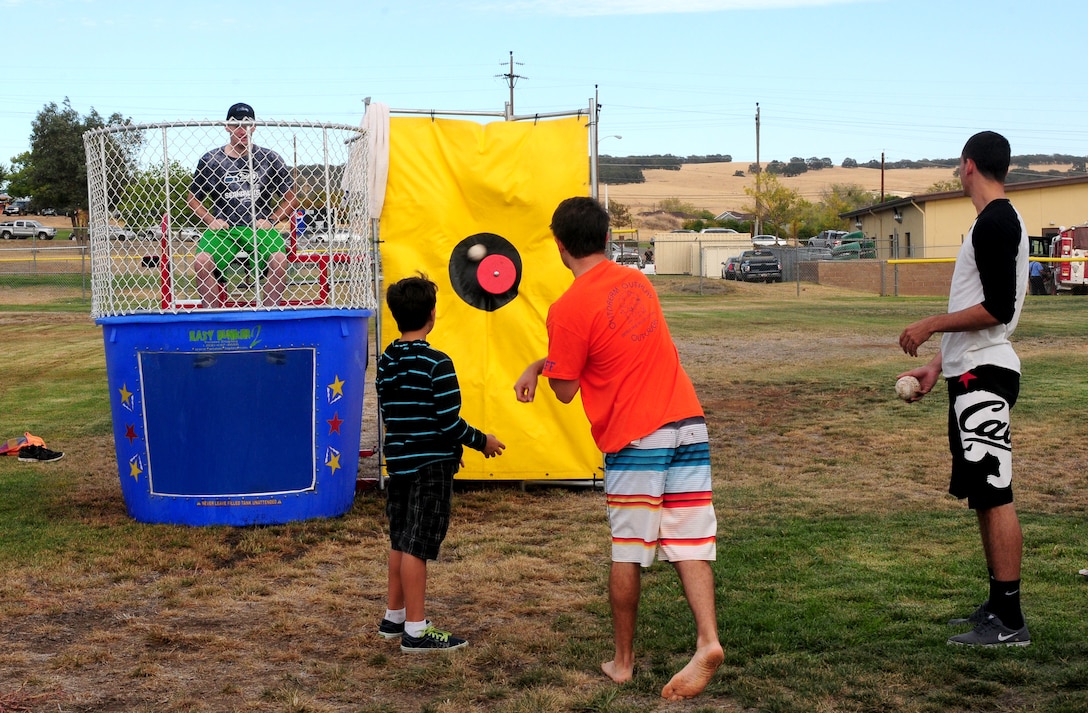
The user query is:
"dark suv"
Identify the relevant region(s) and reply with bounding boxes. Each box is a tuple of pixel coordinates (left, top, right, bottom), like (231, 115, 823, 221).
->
(736, 249, 782, 283)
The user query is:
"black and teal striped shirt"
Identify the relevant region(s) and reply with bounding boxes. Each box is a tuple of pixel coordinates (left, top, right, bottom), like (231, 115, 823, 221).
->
(376, 339, 486, 475)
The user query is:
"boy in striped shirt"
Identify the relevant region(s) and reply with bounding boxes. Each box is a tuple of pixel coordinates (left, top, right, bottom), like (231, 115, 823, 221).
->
(376, 276, 505, 653)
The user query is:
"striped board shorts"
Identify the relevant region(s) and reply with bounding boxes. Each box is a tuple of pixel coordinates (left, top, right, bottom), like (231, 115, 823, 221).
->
(603, 417, 717, 567)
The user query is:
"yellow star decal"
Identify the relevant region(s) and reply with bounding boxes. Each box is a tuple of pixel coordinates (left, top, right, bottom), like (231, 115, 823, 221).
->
(119, 383, 134, 406)
(328, 375, 345, 398)
(326, 449, 341, 475)
(129, 458, 143, 480)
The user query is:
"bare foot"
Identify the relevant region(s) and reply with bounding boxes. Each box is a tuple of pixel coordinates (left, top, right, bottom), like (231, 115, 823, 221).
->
(601, 659, 633, 684)
(660, 643, 724, 700)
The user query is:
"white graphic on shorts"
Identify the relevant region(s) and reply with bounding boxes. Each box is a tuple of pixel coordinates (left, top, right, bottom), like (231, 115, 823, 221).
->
(955, 390, 1012, 489)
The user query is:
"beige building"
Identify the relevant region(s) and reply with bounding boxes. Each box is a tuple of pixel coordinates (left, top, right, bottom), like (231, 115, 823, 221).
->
(843, 174, 1088, 259)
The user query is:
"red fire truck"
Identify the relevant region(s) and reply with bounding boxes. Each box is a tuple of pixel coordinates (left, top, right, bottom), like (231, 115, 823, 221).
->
(1049, 225, 1088, 294)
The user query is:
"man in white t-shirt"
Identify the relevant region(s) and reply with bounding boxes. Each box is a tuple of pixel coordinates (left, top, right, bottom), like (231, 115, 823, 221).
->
(898, 131, 1030, 648)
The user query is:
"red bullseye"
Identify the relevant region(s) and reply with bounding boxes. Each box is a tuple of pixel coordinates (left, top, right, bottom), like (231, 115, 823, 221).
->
(477, 254, 516, 294)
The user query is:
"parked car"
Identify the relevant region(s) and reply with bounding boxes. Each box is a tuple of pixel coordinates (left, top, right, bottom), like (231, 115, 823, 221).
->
(735, 249, 782, 283)
(312, 228, 353, 243)
(0, 219, 57, 240)
(752, 234, 787, 247)
(721, 256, 740, 280)
(798, 247, 833, 261)
(39, 207, 57, 216)
(807, 230, 850, 248)
(829, 230, 865, 249)
(831, 237, 877, 260)
(138, 226, 205, 240)
(3, 204, 21, 216)
(700, 227, 738, 234)
(107, 226, 139, 241)
(614, 252, 644, 269)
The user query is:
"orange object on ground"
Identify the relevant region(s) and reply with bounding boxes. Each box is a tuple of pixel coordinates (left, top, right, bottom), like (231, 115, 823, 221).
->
(0, 432, 46, 456)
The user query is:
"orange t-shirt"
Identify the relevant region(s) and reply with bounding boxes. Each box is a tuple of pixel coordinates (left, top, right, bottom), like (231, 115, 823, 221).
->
(543, 260, 703, 453)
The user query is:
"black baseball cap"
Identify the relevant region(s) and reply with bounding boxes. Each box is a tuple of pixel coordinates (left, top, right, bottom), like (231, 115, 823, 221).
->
(226, 102, 255, 121)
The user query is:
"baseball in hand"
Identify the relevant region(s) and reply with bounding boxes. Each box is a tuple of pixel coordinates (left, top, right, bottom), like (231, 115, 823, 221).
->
(467, 244, 487, 262)
(895, 375, 920, 401)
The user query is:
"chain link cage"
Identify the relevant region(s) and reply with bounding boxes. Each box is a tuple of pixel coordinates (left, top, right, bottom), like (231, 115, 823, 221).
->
(83, 120, 375, 318)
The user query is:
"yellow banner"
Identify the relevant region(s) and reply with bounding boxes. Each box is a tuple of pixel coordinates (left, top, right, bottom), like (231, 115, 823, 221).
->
(378, 116, 600, 480)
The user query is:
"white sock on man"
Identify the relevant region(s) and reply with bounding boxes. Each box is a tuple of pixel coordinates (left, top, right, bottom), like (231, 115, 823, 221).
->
(384, 608, 406, 624)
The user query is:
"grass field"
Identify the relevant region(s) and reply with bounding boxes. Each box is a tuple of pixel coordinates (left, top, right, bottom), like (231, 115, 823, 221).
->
(2, 279, 1088, 713)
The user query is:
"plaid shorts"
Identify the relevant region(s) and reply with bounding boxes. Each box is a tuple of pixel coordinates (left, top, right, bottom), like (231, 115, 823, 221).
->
(385, 460, 456, 561)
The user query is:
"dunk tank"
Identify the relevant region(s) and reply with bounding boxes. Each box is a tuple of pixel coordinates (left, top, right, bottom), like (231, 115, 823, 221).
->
(84, 119, 375, 525)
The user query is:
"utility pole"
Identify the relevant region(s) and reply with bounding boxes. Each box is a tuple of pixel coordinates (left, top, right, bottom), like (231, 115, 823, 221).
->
(754, 103, 761, 236)
(880, 151, 885, 202)
(498, 51, 527, 120)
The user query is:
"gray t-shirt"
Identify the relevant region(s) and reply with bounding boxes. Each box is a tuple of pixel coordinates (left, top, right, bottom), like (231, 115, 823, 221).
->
(190, 146, 293, 225)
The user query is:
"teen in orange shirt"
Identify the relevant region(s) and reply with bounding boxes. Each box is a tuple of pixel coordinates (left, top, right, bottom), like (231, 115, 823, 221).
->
(515, 197, 723, 701)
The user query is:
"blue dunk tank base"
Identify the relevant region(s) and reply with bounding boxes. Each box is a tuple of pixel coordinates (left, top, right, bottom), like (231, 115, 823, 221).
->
(97, 309, 371, 526)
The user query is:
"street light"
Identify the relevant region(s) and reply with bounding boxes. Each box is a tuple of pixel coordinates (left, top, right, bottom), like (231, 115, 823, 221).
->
(598, 134, 622, 149)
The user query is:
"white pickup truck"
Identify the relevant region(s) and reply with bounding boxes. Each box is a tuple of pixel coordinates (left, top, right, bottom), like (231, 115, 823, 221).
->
(0, 219, 58, 240)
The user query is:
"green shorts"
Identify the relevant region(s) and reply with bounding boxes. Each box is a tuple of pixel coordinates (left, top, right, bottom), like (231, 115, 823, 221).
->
(197, 227, 286, 275)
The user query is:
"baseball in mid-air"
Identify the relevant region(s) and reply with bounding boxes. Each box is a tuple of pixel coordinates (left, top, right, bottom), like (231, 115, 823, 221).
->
(467, 244, 487, 262)
(895, 375, 920, 401)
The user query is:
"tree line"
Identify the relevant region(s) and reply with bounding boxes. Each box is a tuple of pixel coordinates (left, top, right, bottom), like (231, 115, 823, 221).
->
(600, 153, 1088, 186)
(4, 99, 1088, 209)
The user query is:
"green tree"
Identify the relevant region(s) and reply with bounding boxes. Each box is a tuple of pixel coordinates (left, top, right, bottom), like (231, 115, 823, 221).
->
(4, 153, 32, 198)
(607, 199, 633, 228)
(783, 157, 808, 177)
(927, 178, 962, 193)
(796, 183, 877, 237)
(114, 160, 200, 231)
(745, 172, 803, 237)
(9, 98, 134, 211)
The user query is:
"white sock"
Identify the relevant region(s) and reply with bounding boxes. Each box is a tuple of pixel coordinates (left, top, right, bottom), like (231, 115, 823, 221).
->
(405, 619, 429, 638)
(384, 608, 406, 624)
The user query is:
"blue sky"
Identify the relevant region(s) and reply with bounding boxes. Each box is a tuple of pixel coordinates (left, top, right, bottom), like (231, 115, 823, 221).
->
(3, 0, 1087, 169)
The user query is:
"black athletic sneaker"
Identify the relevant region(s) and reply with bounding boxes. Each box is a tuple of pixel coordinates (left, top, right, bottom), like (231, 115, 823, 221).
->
(947, 612, 1030, 647)
(17, 445, 64, 463)
(378, 618, 405, 639)
(948, 600, 989, 626)
(401, 624, 468, 653)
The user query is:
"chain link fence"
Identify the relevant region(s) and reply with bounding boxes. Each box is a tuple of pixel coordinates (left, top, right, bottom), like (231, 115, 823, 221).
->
(0, 241, 90, 296)
(81, 120, 376, 318)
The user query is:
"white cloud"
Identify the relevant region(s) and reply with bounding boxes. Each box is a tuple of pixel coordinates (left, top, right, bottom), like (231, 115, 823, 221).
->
(472, 0, 866, 16)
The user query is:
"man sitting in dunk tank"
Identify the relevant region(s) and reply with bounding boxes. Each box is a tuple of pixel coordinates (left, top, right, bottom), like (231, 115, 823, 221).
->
(186, 102, 298, 308)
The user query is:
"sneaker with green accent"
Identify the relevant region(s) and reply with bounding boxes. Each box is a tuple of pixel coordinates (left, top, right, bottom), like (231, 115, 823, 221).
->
(401, 624, 468, 653)
(947, 612, 1030, 647)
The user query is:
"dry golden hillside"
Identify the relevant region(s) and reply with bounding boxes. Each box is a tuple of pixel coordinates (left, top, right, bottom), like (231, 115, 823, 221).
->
(602, 161, 957, 232)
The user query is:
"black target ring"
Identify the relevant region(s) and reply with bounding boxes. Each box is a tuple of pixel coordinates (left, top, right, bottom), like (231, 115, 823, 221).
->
(449, 233, 522, 311)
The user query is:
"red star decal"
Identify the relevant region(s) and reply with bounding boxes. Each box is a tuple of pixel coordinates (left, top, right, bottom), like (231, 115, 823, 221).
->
(327, 412, 343, 435)
(125, 424, 138, 444)
(958, 372, 978, 388)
